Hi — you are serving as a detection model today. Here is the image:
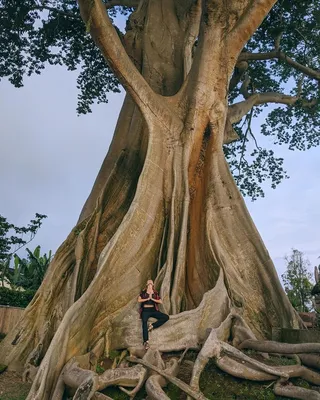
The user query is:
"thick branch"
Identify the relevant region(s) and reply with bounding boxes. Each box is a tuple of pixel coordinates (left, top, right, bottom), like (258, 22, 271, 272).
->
(239, 51, 320, 81)
(228, 0, 278, 59)
(229, 91, 317, 124)
(77, 0, 163, 122)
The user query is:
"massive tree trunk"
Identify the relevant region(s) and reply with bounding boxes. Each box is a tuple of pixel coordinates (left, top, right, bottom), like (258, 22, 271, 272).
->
(0, 1, 308, 399)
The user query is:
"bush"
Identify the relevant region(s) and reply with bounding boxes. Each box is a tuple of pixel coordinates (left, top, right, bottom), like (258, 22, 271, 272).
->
(0, 286, 36, 308)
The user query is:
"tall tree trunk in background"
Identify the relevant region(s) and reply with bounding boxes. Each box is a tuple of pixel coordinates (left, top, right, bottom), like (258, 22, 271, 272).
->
(0, 1, 303, 399)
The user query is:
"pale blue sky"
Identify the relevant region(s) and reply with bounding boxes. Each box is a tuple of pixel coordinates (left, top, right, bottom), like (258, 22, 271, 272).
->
(0, 65, 319, 281)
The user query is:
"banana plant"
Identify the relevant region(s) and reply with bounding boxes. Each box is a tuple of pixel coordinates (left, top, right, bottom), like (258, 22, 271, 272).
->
(10, 246, 53, 291)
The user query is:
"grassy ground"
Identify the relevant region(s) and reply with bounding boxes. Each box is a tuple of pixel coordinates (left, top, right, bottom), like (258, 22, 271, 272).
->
(0, 347, 319, 399)
(0, 371, 32, 400)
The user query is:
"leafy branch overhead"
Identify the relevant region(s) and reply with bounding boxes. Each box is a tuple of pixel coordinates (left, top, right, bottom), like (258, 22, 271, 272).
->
(0, 0, 319, 199)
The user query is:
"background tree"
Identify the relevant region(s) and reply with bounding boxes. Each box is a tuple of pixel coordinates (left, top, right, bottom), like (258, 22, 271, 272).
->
(312, 264, 320, 328)
(0, 1, 319, 399)
(281, 249, 314, 313)
(8, 246, 53, 291)
(0, 213, 47, 287)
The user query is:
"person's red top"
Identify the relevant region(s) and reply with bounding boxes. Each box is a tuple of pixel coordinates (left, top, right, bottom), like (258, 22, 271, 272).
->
(139, 290, 161, 318)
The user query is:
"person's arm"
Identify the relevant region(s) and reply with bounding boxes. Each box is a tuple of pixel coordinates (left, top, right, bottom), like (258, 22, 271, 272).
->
(138, 294, 152, 303)
(151, 295, 162, 304)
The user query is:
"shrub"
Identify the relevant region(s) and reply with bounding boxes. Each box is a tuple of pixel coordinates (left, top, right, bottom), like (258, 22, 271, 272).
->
(0, 286, 36, 308)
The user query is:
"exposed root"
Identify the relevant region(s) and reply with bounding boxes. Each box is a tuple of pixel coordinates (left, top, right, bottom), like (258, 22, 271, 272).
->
(73, 377, 99, 400)
(216, 354, 320, 385)
(299, 354, 320, 370)
(188, 319, 288, 399)
(52, 354, 99, 399)
(127, 356, 207, 400)
(97, 364, 147, 392)
(145, 357, 180, 400)
(221, 343, 289, 379)
(51, 352, 147, 399)
(216, 355, 277, 381)
(188, 327, 222, 396)
(239, 339, 320, 354)
(274, 380, 320, 400)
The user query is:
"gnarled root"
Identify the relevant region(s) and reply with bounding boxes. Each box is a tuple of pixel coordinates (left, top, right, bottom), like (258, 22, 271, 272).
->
(239, 339, 320, 354)
(299, 354, 320, 370)
(128, 356, 206, 400)
(51, 352, 147, 399)
(216, 355, 277, 381)
(274, 380, 320, 400)
(185, 314, 320, 400)
(188, 314, 287, 399)
(51, 354, 99, 400)
(217, 356, 320, 399)
(216, 354, 320, 385)
(145, 357, 180, 400)
(97, 364, 147, 392)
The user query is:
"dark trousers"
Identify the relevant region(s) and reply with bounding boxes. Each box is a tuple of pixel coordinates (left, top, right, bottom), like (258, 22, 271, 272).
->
(141, 308, 169, 342)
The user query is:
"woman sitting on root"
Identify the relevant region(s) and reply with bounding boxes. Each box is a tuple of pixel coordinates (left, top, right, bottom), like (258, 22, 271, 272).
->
(138, 279, 169, 349)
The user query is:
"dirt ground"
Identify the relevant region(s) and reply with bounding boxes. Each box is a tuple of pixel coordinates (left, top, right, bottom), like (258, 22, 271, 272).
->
(0, 370, 31, 400)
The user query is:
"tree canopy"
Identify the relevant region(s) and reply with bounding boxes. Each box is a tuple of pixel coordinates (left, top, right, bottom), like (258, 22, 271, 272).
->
(1, 0, 319, 199)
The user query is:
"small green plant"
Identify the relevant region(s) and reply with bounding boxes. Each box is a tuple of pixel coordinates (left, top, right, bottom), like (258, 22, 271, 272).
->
(0, 363, 8, 373)
(108, 349, 121, 360)
(95, 364, 105, 374)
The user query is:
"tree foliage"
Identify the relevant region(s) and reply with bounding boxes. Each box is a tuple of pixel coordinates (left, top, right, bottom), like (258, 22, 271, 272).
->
(0, 0, 319, 199)
(9, 246, 52, 291)
(281, 249, 314, 312)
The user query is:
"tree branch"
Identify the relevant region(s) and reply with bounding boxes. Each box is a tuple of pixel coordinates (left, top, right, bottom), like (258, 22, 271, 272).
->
(239, 51, 320, 81)
(228, 0, 278, 59)
(77, 0, 163, 122)
(229, 92, 317, 124)
(105, 0, 139, 9)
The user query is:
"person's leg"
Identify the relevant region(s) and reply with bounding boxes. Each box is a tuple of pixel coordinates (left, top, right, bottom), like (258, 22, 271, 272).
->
(141, 312, 150, 342)
(149, 311, 169, 330)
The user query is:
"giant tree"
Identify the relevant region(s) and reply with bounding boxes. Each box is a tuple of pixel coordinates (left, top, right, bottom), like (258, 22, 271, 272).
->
(0, 0, 320, 399)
